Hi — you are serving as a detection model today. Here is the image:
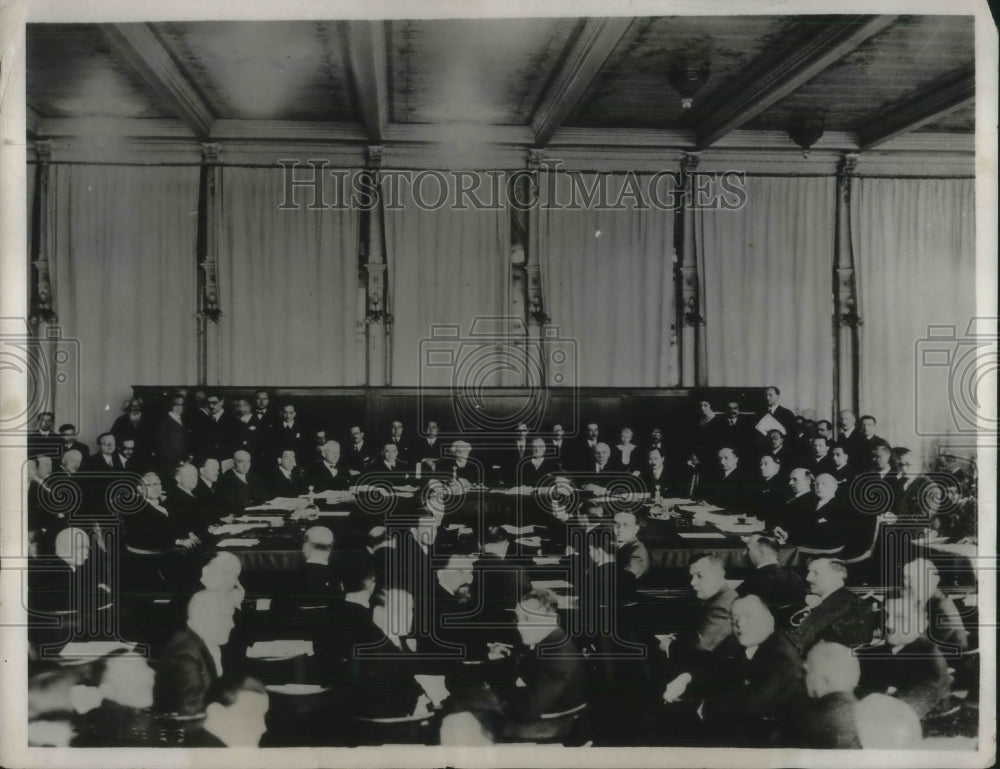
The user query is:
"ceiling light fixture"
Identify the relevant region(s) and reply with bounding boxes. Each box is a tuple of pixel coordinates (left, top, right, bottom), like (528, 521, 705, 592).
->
(667, 60, 711, 110)
(788, 115, 826, 157)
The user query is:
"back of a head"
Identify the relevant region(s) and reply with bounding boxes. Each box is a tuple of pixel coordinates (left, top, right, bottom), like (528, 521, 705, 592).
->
(304, 526, 334, 551)
(855, 694, 922, 748)
(806, 641, 860, 697)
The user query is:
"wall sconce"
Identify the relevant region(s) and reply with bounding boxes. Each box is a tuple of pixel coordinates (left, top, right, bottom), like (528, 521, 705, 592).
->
(529, 296, 550, 326)
(667, 60, 711, 109)
(788, 115, 825, 157)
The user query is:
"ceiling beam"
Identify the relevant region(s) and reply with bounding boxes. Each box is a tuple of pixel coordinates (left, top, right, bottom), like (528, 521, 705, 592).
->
(106, 23, 214, 139)
(531, 17, 633, 148)
(696, 15, 897, 150)
(857, 66, 975, 150)
(344, 20, 389, 145)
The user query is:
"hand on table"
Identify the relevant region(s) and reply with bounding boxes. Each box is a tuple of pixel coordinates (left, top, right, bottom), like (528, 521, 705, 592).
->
(655, 633, 677, 656)
(663, 673, 692, 703)
(487, 642, 513, 661)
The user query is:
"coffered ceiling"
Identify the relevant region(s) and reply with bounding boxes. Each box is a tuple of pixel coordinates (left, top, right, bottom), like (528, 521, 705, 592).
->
(26, 15, 976, 153)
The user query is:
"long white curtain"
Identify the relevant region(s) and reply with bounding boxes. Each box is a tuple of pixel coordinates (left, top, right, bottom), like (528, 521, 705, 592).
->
(538, 172, 677, 387)
(852, 178, 977, 461)
(698, 176, 836, 418)
(49, 165, 199, 440)
(218, 167, 362, 385)
(384, 172, 510, 386)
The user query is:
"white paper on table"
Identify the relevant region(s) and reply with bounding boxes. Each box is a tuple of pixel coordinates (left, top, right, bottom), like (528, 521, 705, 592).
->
(413, 674, 450, 707)
(531, 579, 572, 590)
(553, 593, 578, 610)
(313, 510, 352, 518)
(516, 536, 543, 548)
(677, 531, 727, 540)
(394, 484, 419, 493)
(210, 523, 262, 536)
(715, 518, 766, 534)
(216, 538, 260, 548)
(246, 640, 314, 659)
(755, 412, 786, 436)
(532, 556, 562, 565)
(677, 503, 726, 514)
(265, 684, 328, 695)
(256, 598, 272, 611)
(59, 640, 135, 659)
(661, 498, 695, 508)
(311, 490, 355, 503)
(502, 524, 537, 535)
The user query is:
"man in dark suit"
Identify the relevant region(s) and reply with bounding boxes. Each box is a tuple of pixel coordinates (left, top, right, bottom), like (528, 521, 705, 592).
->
(308, 440, 351, 493)
(344, 425, 373, 475)
(413, 419, 444, 471)
(518, 437, 558, 488)
(789, 641, 862, 748)
(830, 445, 857, 498)
(495, 423, 532, 484)
(752, 454, 791, 517)
(429, 554, 482, 658)
(315, 556, 378, 664)
(636, 446, 674, 498)
(438, 440, 481, 485)
(613, 510, 650, 604)
(759, 386, 799, 439)
(856, 416, 887, 471)
(763, 429, 797, 479)
(901, 558, 970, 659)
(28, 411, 61, 460)
(368, 441, 410, 476)
(231, 398, 262, 460)
(855, 594, 952, 720)
(891, 449, 942, 527)
(153, 590, 236, 717)
(216, 450, 267, 511)
(165, 463, 210, 543)
(807, 436, 838, 477)
(194, 457, 222, 520)
(352, 588, 427, 719)
(565, 422, 601, 472)
(659, 554, 739, 685)
(549, 423, 568, 470)
(697, 446, 754, 509)
(737, 533, 806, 624)
(717, 401, 756, 464)
(122, 471, 192, 554)
(787, 558, 876, 655)
(84, 432, 123, 472)
(57, 423, 90, 462)
(250, 390, 278, 432)
(155, 393, 191, 471)
(784, 473, 853, 551)
(266, 448, 309, 498)
(384, 419, 413, 466)
(836, 410, 870, 472)
(474, 526, 532, 644)
(695, 595, 806, 746)
(272, 402, 307, 461)
(193, 393, 237, 462)
(490, 588, 588, 741)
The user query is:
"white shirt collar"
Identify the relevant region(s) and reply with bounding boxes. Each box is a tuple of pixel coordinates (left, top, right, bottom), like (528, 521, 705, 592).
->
(305, 555, 329, 566)
(234, 471, 247, 483)
(169, 412, 183, 425)
(745, 644, 760, 660)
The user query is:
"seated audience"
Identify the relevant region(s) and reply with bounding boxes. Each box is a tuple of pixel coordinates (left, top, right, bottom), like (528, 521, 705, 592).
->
(789, 641, 862, 748)
(737, 533, 805, 623)
(787, 559, 875, 655)
(855, 594, 952, 720)
(153, 590, 237, 718)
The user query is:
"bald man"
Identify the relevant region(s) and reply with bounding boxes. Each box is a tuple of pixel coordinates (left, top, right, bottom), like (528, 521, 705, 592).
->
(154, 590, 236, 717)
(790, 642, 862, 748)
(217, 450, 267, 511)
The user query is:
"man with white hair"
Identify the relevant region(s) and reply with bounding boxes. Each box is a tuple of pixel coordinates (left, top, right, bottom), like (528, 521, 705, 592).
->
(441, 440, 479, 485)
(790, 641, 862, 748)
(166, 463, 207, 543)
(309, 439, 351, 492)
(891, 449, 942, 527)
(901, 557, 969, 657)
(217, 449, 267, 510)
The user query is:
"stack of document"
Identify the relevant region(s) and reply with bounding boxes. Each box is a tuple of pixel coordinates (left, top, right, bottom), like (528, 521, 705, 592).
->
(210, 522, 262, 536)
(246, 640, 314, 659)
(59, 640, 136, 660)
(215, 538, 260, 548)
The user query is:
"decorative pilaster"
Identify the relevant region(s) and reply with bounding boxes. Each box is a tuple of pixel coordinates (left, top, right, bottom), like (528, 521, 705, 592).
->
(29, 141, 56, 332)
(197, 142, 223, 384)
(364, 145, 389, 386)
(677, 152, 705, 386)
(525, 149, 547, 385)
(834, 153, 861, 420)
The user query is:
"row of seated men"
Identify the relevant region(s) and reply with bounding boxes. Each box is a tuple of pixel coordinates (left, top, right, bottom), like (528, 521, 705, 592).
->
(26, 412, 951, 574)
(26, 384, 898, 482)
(26, 514, 975, 748)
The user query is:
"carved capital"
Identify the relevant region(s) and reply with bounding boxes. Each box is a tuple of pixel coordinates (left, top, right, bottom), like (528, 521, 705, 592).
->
(201, 142, 221, 164)
(838, 153, 859, 177)
(366, 145, 384, 168)
(35, 140, 53, 164)
(681, 152, 701, 177)
(527, 148, 546, 171)
(682, 295, 705, 327)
